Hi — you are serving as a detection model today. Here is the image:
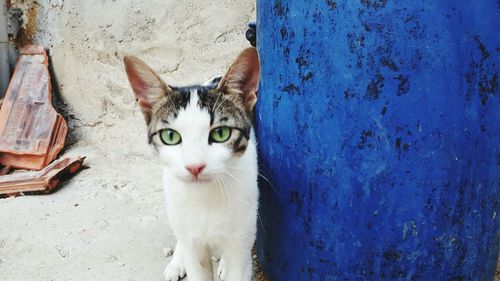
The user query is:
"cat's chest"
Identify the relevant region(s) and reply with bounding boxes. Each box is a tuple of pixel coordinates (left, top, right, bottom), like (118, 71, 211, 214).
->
(163, 178, 257, 238)
(166, 190, 245, 241)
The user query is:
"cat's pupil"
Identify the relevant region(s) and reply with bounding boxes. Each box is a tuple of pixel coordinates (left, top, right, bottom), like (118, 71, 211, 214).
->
(168, 131, 174, 139)
(216, 128, 223, 137)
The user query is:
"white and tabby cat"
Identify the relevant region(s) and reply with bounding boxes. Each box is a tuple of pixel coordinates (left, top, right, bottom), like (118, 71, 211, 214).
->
(124, 48, 260, 281)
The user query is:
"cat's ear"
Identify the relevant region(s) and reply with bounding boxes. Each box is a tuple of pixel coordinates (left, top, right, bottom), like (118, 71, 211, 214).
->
(217, 48, 260, 113)
(124, 55, 171, 124)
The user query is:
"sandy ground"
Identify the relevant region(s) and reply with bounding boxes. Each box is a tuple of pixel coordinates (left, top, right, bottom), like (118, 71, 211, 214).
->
(0, 147, 172, 280)
(0, 0, 256, 280)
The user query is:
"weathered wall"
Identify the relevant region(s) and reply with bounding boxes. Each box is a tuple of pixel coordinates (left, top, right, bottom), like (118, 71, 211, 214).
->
(7, 0, 255, 157)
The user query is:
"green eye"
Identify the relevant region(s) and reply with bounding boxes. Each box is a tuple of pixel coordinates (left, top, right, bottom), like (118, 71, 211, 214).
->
(210, 126, 232, 143)
(159, 129, 182, 145)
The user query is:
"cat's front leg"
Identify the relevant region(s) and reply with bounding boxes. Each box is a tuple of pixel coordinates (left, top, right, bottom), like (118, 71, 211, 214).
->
(183, 243, 213, 281)
(216, 257, 226, 280)
(217, 248, 252, 281)
(164, 242, 186, 281)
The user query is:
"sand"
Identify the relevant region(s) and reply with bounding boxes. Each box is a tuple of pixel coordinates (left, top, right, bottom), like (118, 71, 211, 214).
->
(0, 0, 256, 280)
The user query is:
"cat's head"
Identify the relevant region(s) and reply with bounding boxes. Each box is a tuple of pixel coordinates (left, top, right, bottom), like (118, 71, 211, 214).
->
(124, 48, 259, 184)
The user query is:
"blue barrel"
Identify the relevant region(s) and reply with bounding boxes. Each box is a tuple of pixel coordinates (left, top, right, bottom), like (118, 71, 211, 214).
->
(255, 1, 499, 280)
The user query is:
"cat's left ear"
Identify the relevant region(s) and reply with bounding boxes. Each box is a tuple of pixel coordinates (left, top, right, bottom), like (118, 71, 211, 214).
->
(217, 48, 260, 113)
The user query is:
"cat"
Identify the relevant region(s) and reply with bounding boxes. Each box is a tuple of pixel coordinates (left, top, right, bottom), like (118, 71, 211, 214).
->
(123, 48, 260, 281)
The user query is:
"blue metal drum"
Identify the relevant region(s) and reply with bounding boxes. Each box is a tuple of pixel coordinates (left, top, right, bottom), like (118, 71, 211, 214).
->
(255, 1, 499, 280)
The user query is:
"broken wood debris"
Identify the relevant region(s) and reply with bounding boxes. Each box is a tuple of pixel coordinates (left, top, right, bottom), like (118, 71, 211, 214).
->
(0, 164, 11, 176)
(0, 45, 84, 197)
(0, 45, 68, 170)
(0, 156, 85, 197)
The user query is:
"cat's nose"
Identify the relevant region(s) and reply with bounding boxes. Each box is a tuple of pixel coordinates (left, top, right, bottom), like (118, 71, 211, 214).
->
(185, 163, 206, 177)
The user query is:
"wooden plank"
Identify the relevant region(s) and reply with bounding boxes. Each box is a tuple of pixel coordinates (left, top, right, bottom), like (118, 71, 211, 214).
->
(0, 45, 67, 170)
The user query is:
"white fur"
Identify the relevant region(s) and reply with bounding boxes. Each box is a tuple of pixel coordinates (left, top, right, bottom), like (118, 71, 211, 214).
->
(202, 75, 223, 87)
(159, 89, 258, 281)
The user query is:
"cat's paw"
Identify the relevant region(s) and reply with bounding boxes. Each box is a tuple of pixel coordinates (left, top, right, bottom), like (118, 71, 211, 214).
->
(217, 257, 226, 281)
(164, 259, 186, 281)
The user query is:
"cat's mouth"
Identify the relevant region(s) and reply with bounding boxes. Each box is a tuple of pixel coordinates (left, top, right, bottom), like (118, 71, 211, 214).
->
(190, 177, 212, 184)
(178, 174, 213, 184)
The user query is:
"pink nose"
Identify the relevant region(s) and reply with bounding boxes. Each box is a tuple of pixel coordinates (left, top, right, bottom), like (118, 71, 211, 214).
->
(185, 163, 206, 177)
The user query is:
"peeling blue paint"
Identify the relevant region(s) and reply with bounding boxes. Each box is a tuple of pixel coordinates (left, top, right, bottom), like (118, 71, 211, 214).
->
(256, 1, 499, 280)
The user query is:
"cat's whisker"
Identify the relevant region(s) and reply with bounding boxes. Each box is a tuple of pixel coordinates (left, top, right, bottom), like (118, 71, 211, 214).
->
(257, 172, 273, 186)
(220, 175, 234, 207)
(226, 170, 267, 233)
(215, 177, 221, 195)
(224, 170, 245, 186)
(258, 171, 283, 201)
(220, 176, 231, 202)
(257, 210, 266, 234)
(229, 167, 284, 201)
(215, 176, 228, 202)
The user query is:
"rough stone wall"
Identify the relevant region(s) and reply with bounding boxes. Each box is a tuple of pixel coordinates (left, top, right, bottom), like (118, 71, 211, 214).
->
(7, 0, 256, 157)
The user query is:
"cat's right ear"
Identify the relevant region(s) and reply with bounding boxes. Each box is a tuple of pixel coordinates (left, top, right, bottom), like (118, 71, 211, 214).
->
(124, 56, 171, 124)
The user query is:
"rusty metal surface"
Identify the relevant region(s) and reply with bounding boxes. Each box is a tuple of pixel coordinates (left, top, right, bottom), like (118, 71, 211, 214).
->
(0, 156, 85, 197)
(0, 45, 67, 170)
